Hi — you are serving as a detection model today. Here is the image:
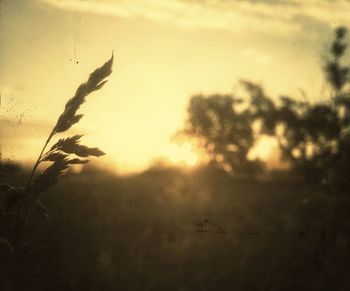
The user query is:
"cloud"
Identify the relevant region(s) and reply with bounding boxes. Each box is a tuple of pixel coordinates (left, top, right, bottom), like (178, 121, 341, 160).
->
(38, 0, 350, 36)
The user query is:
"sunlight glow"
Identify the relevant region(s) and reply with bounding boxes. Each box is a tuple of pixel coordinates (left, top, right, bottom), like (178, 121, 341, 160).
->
(1, 0, 335, 173)
(247, 136, 278, 161)
(166, 142, 199, 166)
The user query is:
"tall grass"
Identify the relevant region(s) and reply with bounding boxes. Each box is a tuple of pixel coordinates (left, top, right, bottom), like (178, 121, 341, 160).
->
(0, 54, 114, 288)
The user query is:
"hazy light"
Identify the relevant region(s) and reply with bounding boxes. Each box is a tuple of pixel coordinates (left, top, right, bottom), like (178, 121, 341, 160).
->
(0, 0, 338, 173)
(166, 142, 199, 166)
(248, 135, 278, 161)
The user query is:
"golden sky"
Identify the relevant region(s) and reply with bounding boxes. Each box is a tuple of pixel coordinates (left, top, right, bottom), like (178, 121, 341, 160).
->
(1, 0, 349, 172)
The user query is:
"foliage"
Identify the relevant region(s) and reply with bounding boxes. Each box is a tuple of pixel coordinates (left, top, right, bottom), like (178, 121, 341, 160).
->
(256, 27, 350, 187)
(184, 93, 262, 175)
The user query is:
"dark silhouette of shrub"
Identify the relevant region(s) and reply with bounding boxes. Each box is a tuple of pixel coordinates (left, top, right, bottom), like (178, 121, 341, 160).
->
(183, 93, 263, 176)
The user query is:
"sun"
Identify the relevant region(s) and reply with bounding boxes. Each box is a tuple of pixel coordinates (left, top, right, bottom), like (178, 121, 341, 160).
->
(165, 142, 199, 166)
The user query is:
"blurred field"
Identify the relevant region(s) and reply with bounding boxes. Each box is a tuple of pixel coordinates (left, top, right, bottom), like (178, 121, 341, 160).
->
(2, 163, 347, 291)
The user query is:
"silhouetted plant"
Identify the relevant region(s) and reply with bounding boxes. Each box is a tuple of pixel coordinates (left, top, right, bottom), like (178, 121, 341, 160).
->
(0, 54, 114, 288)
(258, 27, 350, 185)
(183, 93, 263, 176)
(326, 26, 349, 94)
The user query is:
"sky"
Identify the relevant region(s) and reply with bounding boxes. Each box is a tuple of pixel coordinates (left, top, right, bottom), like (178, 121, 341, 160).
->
(1, 0, 349, 173)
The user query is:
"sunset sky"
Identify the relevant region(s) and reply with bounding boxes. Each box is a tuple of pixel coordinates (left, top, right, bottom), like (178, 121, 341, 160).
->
(1, 0, 349, 173)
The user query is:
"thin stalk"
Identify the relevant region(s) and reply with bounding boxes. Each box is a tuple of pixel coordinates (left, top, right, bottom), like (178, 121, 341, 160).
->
(11, 131, 55, 237)
(26, 130, 55, 189)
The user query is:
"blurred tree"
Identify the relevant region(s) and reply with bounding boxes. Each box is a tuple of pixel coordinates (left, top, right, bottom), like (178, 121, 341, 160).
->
(259, 27, 350, 187)
(183, 27, 350, 184)
(183, 93, 263, 176)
